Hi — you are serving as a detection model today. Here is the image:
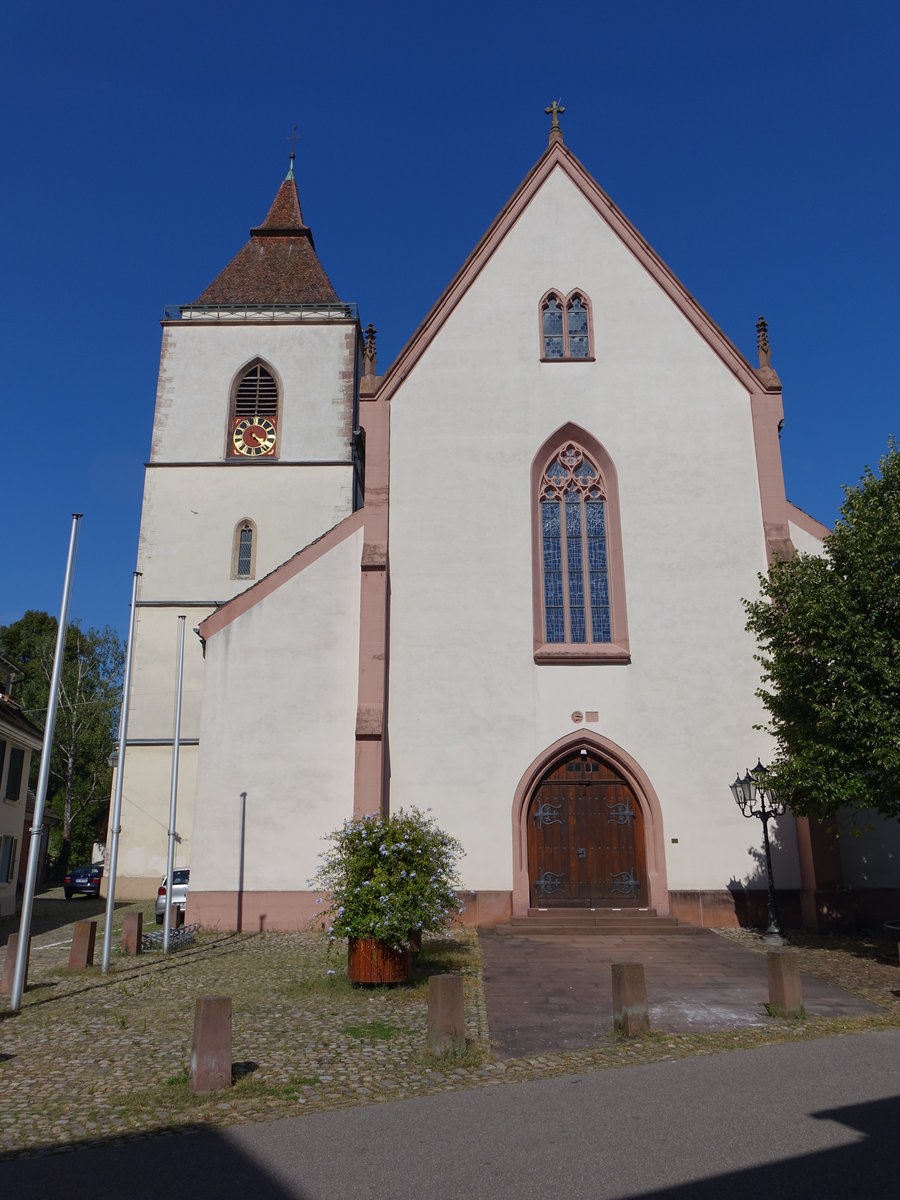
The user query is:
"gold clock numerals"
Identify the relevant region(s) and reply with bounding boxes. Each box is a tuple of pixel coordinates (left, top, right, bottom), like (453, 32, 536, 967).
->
(232, 416, 277, 457)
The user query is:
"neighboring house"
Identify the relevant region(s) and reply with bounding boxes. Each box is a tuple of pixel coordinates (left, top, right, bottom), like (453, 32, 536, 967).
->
(0, 653, 42, 917)
(107, 116, 898, 931)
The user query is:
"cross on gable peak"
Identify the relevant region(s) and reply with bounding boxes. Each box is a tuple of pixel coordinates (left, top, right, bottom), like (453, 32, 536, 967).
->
(545, 99, 565, 145)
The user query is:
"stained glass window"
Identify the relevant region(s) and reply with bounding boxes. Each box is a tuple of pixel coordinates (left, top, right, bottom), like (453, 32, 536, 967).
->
(539, 443, 611, 644)
(542, 296, 564, 358)
(540, 291, 592, 359)
(567, 296, 589, 358)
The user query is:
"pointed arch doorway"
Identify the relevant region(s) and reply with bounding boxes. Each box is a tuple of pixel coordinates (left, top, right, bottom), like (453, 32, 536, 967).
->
(527, 749, 647, 906)
(513, 733, 669, 915)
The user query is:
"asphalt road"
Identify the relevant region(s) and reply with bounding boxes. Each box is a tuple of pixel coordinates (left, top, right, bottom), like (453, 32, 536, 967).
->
(4, 1030, 898, 1198)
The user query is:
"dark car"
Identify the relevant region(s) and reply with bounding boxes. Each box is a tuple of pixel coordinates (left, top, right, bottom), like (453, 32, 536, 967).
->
(64, 863, 103, 899)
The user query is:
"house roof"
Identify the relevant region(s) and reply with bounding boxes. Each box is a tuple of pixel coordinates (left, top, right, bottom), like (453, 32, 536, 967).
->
(374, 138, 780, 403)
(194, 169, 340, 306)
(0, 694, 43, 748)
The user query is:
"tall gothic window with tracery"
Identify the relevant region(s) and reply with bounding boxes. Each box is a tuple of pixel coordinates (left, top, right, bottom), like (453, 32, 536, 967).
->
(540, 443, 610, 643)
(541, 291, 592, 360)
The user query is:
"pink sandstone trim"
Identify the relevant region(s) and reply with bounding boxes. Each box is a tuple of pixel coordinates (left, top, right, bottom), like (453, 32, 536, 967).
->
(198, 509, 365, 639)
(353, 391, 391, 819)
(187, 889, 514, 932)
(187, 890, 332, 934)
(530, 423, 630, 662)
(748, 392, 793, 564)
(786, 501, 831, 541)
(510, 730, 669, 917)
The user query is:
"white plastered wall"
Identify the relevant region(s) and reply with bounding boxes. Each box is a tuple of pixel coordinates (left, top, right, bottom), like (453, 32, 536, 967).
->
(190, 525, 363, 895)
(113, 316, 359, 893)
(388, 164, 799, 896)
(788, 519, 827, 558)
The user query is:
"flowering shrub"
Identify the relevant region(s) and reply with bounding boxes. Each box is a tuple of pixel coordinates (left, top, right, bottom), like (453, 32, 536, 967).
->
(312, 808, 464, 950)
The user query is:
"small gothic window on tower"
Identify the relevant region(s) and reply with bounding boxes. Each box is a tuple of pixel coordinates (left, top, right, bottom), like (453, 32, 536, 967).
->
(540, 290, 593, 361)
(232, 519, 257, 580)
(230, 362, 279, 458)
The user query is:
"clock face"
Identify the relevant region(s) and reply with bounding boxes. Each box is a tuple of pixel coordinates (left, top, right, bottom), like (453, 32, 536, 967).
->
(232, 416, 277, 457)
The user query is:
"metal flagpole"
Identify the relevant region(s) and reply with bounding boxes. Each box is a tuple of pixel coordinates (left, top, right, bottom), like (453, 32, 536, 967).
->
(162, 616, 186, 953)
(100, 571, 141, 975)
(9, 514, 82, 1013)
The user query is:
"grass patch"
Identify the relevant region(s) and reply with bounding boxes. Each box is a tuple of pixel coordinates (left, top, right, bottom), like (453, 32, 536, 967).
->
(343, 1020, 400, 1041)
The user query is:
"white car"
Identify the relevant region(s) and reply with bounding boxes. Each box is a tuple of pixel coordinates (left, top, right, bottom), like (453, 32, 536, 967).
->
(155, 868, 190, 924)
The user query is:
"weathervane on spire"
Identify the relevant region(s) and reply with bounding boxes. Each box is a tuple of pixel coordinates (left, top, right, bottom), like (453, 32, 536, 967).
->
(286, 123, 301, 179)
(545, 99, 565, 145)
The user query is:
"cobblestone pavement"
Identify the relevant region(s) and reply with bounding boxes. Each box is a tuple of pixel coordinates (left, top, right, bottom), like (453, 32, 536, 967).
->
(1, 892, 898, 1159)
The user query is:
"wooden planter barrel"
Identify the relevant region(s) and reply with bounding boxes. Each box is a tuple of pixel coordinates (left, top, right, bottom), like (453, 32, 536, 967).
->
(347, 937, 411, 985)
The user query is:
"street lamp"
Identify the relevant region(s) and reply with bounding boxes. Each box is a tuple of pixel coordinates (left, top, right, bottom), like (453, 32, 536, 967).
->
(730, 761, 787, 944)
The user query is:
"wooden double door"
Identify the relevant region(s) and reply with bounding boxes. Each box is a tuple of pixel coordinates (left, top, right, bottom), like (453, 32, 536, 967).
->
(527, 750, 647, 907)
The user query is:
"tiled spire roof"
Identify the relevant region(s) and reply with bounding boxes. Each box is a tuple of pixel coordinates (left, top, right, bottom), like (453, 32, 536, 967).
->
(194, 169, 340, 305)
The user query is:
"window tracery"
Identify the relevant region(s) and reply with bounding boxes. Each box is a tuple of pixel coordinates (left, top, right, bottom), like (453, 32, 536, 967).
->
(531, 425, 630, 664)
(540, 290, 593, 360)
(540, 443, 610, 644)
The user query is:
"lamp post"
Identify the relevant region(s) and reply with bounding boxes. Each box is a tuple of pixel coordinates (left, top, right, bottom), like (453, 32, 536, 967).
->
(730, 761, 787, 944)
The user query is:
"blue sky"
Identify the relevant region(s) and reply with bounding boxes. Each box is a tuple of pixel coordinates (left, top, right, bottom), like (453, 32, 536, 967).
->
(3, 1, 898, 637)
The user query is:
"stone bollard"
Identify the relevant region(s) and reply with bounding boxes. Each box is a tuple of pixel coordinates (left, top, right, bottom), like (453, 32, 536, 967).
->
(121, 912, 143, 955)
(190, 995, 233, 1094)
(426, 974, 466, 1057)
(68, 920, 97, 970)
(611, 962, 650, 1037)
(1, 934, 31, 996)
(767, 949, 803, 1017)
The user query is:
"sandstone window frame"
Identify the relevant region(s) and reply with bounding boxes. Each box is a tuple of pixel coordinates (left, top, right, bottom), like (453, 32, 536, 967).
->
(539, 289, 595, 362)
(226, 358, 281, 460)
(232, 518, 258, 580)
(531, 424, 630, 664)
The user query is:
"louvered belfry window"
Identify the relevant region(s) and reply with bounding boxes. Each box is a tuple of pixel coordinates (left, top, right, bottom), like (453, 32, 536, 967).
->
(234, 364, 278, 418)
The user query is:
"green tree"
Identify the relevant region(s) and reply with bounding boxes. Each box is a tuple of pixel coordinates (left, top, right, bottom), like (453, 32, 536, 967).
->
(0, 611, 124, 870)
(744, 442, 900, 822)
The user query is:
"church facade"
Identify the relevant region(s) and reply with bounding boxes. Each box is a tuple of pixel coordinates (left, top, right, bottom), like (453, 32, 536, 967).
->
(112, 122, 887, 933)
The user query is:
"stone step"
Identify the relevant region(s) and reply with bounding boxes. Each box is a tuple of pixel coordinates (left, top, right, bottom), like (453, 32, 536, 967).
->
(526, 907, 661, 919)
(495, 921, 701, 936)
(494, 908, 701, 936)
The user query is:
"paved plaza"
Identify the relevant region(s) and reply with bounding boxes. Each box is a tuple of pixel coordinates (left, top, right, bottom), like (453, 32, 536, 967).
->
(479, 928, 880, 1057)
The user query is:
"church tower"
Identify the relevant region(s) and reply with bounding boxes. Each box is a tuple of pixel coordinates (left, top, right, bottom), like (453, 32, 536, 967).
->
(113, 159, 364, 897)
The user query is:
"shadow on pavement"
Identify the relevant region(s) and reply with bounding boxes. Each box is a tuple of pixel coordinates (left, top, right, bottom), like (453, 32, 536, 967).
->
(0, 892, 129, 946)
(619, 1093, 900, 1199)
(0, 1092, 898, 1199)
(0, 1123, 310, 1200)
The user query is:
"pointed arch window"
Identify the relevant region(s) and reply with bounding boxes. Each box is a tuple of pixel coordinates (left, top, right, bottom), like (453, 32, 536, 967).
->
(532, 426, 629, 663)
(229, 361, 279, 459)
(540, 291, 594, 361)
(232, 519, 258, 580)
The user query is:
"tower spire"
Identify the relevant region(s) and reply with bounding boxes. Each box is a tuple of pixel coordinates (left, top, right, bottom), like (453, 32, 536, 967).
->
(286, 123, 300, 180)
